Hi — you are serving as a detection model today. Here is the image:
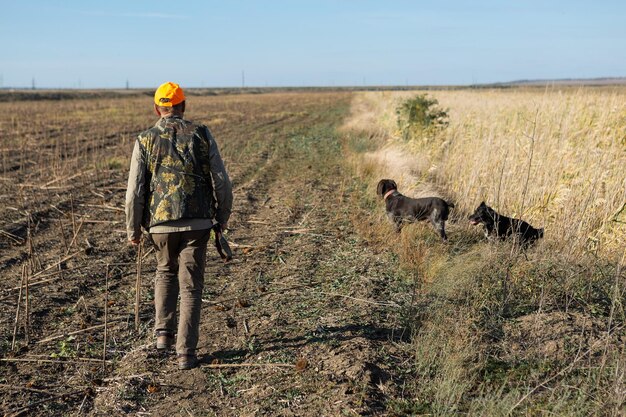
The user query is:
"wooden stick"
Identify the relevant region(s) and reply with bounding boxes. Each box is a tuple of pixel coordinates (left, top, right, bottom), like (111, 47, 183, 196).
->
(79, 203, 124, 212)
(24, 265, 30, 344)
(280, 229, 329, 238)
(26, 219, 41, 271)
(11, 266, 26, 351)
(103, 373, 151, 382)
(103, 265, 109, 373)
(1, 357, 111, 364)
(65, 218, 84, 255)
(90, 189, 106, 200)
(73, 296, 89, 314)
(36, 318, 124, 344)
(77, 393, 88, 414)
(34, 250, 82, 279)
(18, 185, 73, 190)
(243, 318, 249, 334)
(0, 229, 24, 244)
(227, 241, 254, 249)
(142, 246, 154, 260)
(135, 243, 143, 333)
(49, 204, 66, 215)
(100, 186, 127, 190)
(298, 203, 318, 226)
(69, 193, 76, 237)
(44, 171, 87, 187)
(204, 362, 295, 369)
(26, 230, 34, 271)
(58, 219, 69, 253)
(76, 219, 121, 224)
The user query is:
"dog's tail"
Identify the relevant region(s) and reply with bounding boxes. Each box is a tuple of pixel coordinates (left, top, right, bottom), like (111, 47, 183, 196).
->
(538, 228, 544, 239)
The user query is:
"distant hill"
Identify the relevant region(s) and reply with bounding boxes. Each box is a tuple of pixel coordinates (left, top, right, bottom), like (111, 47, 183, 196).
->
(491, 77, 626, 86)
(1, 78, 625, 102)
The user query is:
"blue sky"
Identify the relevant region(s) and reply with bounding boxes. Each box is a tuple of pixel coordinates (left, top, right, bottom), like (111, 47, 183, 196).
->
(1, 1, 624, 88)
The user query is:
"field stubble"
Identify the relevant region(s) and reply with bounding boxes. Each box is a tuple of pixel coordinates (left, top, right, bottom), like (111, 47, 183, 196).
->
(0, 91, 422, 416)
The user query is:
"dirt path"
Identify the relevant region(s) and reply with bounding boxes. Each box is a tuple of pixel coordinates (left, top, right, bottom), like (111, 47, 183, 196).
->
(1, 93, 414, 416)
(94, 96, 412, 416)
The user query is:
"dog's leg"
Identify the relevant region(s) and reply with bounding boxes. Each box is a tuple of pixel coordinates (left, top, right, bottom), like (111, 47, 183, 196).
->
(429, 210, 447, 242)
(431, 219, 447, 242)
(394, 219, 403, 233)
(439, 221, 448, 242)
(387, 212, 403, 233)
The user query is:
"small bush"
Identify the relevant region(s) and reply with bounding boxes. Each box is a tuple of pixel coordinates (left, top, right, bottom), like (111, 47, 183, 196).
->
(396, 94, 449, 139)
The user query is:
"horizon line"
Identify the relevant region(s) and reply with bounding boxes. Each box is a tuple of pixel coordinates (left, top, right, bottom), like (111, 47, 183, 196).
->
(1, 75, 626, 91)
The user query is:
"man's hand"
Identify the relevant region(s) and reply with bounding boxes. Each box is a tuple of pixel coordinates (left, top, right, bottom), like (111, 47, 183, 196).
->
(128, 237, 141, 246)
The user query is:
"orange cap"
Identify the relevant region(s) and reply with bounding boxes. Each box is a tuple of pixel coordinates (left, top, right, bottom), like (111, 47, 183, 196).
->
(154, 82, 185, 107)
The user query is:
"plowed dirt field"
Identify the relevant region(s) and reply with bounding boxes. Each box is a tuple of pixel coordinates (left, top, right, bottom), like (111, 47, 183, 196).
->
(1, 92, 414, 416)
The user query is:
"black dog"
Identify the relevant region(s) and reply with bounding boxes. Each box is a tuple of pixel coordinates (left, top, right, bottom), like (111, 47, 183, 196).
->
(468, 201, 543, 245)
(377, 179, 455, 241)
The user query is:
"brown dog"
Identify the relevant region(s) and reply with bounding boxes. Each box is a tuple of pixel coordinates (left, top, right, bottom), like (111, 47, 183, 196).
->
(377, 179, 454, 241)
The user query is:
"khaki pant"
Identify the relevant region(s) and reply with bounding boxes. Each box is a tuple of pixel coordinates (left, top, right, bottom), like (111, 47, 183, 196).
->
(151, 229, 210, 355)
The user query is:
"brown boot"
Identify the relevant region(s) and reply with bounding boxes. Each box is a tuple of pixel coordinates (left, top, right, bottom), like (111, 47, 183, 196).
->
(177, 354, 199, 370)
(156, 330, 174, 351)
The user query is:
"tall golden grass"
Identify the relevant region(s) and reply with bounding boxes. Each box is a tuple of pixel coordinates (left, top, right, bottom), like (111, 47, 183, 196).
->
(342, 87, 626, 414)
(344, 87, 626, 261)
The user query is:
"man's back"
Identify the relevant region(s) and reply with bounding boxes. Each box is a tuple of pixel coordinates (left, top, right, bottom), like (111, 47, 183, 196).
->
(137, 116, 216, 228)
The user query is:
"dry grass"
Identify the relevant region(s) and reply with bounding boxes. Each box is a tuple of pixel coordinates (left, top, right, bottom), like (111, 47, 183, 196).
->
(344, 87, 626, 261)
(342, 87, 626, 414)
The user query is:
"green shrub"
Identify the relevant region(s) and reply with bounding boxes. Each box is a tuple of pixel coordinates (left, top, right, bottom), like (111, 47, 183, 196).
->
(396, 94, 449, 139)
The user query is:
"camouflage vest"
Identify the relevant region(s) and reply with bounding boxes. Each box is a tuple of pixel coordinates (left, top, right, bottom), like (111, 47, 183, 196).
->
(137, 116, 216, 228)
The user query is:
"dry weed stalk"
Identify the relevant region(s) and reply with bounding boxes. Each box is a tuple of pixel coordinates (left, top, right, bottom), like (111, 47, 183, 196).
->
(24, 264, 30, 344)
(11, 265, 26, 351)
(135, 241, 143, 332)
(26, 215, 42, 271)
(69, 192, 77, 237)
(103, 264, 109, 373)
(65, 217, 84, 255)
(57, 218, 69, 253)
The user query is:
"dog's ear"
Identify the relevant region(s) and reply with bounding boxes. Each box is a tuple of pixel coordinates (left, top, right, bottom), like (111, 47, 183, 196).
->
(479, 201, 486, 207)
(391, 180, 397, 190)
(376, 180, 384, 196)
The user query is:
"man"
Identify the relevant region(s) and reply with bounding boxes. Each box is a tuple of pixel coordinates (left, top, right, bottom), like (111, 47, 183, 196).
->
(125, 82, 233, 370)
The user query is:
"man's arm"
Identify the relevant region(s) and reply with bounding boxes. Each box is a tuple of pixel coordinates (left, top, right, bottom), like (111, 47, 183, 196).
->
(125, 140, 147, 244)
(206, 128, 233, 228)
